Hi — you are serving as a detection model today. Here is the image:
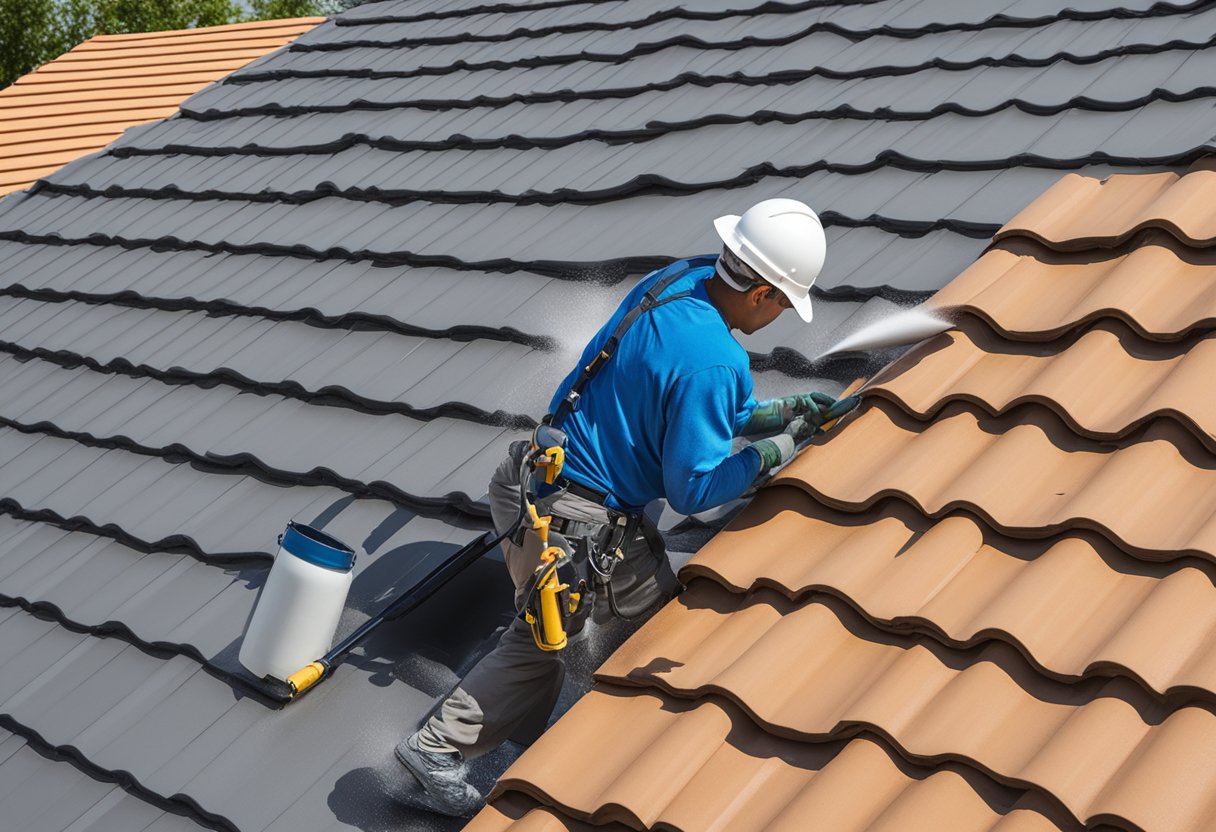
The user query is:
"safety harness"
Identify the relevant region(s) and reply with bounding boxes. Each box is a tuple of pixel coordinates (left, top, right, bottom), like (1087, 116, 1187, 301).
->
(517, 259, 708, 650)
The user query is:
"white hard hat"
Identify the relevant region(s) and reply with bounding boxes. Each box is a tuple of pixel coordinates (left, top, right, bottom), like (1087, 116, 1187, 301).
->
(713, 197, 826, 323)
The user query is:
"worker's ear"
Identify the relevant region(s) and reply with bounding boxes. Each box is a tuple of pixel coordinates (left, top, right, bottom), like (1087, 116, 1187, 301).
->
(746, 283, 770, 307)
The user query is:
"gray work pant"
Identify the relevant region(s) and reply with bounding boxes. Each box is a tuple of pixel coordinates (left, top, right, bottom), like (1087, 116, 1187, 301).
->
(415, 440, 679, 758)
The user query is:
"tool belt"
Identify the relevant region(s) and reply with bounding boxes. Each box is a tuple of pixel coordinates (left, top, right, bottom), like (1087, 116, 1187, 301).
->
(516, 480, 656, 649)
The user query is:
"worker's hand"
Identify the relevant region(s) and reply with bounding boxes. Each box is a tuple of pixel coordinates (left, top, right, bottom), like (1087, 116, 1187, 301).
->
(823, 394, 862, 424)
(786, 393, 862, 443)
(784, 415, 816, 444)
(749, 394, 864, 487)
(786, 391, 845, 431)
(741, 391, 841, 436)
(786, 391, 837, 422)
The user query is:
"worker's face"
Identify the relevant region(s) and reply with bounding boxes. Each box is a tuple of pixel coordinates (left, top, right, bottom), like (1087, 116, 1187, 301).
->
(738, 282, 792, 334)
(720, 247, 793, 334)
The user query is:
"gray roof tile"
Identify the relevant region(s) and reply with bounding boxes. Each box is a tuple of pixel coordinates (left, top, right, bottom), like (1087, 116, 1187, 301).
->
(0, 728, 195, 832)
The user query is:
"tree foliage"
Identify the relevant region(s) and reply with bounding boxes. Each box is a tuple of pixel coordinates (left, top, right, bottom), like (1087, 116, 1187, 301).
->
(0, 0, 343, 89)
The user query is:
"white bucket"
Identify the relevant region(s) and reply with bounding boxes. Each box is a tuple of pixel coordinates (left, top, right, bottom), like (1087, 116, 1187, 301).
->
(238, 522, 356, 682)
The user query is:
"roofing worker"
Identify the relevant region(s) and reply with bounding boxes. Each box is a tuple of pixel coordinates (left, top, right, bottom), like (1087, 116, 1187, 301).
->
(395, 198, 856, 816)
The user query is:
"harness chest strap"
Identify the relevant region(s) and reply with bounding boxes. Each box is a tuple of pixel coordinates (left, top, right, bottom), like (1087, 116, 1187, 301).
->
(546, 266, 696, 429)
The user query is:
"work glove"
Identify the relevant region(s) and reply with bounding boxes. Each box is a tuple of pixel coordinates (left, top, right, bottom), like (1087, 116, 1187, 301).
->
(742, 391, 841, 436)
(749, 394, 863, 477)
(749, 433, 796, 477)
(785, 395, 862, 440)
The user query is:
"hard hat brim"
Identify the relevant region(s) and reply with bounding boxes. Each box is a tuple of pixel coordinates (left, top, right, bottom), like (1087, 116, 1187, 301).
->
(786, 285, 814, 323)
(713, 214, 742, 254)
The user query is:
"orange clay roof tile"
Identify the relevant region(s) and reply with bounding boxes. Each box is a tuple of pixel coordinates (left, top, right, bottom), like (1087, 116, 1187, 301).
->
(868, 323, 1216, 447)
(467, 795, 628, 832)
(682, 488, 1216, 703)
(1, 71, 246, 93)
(928, 239, 1216, 341)
(0, 17, 323, 197)
(595, 584, 1216, 832)
(0, 107, 184, 137)
(996, 168, 1216, 250)
(482, 688, 1063, 832)
(31, 49, 283, 73)
(775, 401, 1216, 561)
(0, 94, 196, 118)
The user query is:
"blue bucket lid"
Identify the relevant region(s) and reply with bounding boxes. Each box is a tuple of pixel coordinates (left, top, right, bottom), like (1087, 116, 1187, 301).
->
(281, 522, 356, 572)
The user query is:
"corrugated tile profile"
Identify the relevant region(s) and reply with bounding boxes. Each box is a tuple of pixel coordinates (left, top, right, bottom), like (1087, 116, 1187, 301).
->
(0, 17, 323, 196)
(478, 164, 1216, 832)
(929, 239, 1216, 341)
(681, 489, 1216, 703)
(472, 795, 627, 832)
(867, 324, 1216, 447)
(777, 402, 1216, 561)
(996, 165, 1216, 250)
(594, 583, 1216, 832)
(473, 687, 1063, 832)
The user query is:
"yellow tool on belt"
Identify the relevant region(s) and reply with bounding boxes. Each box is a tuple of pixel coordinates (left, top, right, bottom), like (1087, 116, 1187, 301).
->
(519, 425, 588, 651)
(521, 504, 582, 651)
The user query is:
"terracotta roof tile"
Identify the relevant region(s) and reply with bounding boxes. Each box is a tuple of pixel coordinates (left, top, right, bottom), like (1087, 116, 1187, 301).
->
(683, 488, 1216, 702)
(468, 796, 623, 832)
(483, 687, 1062, 832)
(996, 167, 1216, 250)
(595, 583, 1216, 832)
(484, 165, 1216, 832)
(777, 402, 1216, 561)
(929, 240, 1216, 341)
(0, 17, 323, 197)
(868, 323, 1216, 447)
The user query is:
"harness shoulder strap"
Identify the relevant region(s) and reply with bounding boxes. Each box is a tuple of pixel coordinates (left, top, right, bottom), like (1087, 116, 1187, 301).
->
(547, 260, 707, 427)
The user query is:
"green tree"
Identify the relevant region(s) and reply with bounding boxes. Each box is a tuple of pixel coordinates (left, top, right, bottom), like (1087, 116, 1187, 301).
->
(0, 0, 345, 90)
(249, 0, 322, 16)
(88, 0, 244, 33)
(0, 0, 66, 91)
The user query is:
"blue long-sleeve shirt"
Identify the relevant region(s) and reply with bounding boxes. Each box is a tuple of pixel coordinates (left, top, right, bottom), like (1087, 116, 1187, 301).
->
(547, 256, 761, 515)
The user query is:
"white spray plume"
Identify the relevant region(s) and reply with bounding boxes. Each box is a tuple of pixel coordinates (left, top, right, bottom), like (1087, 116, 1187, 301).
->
(816, 306, 953, 359)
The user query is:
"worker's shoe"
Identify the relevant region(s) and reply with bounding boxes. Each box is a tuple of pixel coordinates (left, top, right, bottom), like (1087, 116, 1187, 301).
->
(394, 732, 484, 818)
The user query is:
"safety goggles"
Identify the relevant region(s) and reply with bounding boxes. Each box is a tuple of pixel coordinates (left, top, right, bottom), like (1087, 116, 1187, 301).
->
(719, 247, 792, 309)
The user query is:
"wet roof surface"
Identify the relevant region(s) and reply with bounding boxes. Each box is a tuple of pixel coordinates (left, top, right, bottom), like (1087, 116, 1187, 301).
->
(0, 0, 1214, 829)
